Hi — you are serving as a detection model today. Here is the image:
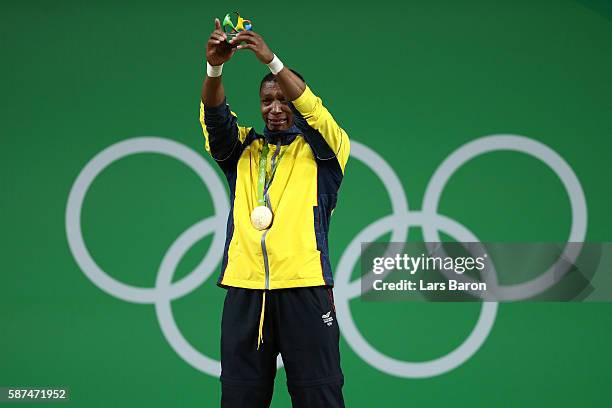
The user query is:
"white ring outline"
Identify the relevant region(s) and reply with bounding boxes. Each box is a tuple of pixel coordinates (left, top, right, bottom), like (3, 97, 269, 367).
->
(422, 135, 587, 300)
(334, 212, 498, 378)
(64, 134, 587, 378)
(65, 137, 229, 303)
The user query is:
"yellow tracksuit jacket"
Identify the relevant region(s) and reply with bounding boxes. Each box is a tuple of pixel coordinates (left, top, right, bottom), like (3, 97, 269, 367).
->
(199, 86, 349, 289)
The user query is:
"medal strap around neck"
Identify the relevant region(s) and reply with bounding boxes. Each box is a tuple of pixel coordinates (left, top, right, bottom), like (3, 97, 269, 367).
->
(257, 140, 285, 207)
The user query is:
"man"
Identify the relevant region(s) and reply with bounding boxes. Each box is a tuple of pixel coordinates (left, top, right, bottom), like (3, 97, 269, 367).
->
(199, 18, 350, 408)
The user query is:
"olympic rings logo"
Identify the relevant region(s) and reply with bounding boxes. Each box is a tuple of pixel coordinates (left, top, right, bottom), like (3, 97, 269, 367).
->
(65, 134, 587, 379)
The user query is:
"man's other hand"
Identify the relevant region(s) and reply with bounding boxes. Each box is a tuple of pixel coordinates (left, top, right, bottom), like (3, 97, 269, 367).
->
(230, 31, 274, 64)
(206, 18, 236, 66)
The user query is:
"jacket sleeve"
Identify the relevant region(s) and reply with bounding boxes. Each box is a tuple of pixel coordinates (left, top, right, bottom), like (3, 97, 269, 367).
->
(291, 86, 350, 173)
(199, 99, 251, 163)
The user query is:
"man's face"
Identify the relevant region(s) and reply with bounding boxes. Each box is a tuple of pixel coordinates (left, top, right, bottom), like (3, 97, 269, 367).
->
(260, 81, 294, 131)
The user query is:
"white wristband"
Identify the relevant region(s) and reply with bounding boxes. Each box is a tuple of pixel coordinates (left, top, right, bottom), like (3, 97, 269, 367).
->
(267, 54, 284, 75)
(206, 62, 223, 77)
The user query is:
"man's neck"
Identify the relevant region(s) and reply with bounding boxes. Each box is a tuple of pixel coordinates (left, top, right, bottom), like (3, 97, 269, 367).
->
(263, 124, 301, 144)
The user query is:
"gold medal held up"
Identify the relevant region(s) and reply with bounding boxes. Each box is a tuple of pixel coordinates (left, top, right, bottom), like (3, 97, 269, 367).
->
(250, 205, 273, 230)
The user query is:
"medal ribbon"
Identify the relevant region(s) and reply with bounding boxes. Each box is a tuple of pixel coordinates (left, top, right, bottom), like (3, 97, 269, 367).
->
(257, 141, 285, 207)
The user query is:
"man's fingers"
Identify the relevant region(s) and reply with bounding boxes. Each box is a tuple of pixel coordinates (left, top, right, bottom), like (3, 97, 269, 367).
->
(211, 19, 225, 39)
(242, 31, 262, 41)
(210, 32, 225, 42)
(230, 35, 258, 47)
(208, 35, 224, 45)
(232, 37, 257, 46)
(232, 31, 257, 42)
(237, 43, 256, 51)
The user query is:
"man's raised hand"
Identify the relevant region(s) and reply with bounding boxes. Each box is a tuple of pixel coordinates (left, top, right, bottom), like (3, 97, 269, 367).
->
(206, 18, 236, 66)
(230, 31, 274, 64)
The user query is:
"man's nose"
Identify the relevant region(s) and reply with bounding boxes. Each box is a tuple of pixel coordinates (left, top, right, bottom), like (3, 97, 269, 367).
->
(271, 101, 282, 113)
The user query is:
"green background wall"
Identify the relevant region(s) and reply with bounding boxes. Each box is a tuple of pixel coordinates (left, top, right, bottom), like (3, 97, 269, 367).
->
(2, 0, 612, 406)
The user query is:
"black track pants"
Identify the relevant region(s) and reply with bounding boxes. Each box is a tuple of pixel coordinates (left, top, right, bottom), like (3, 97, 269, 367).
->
(220, 286, 345, 408)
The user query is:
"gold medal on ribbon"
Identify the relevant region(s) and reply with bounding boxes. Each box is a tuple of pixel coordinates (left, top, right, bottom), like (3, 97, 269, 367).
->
(252, 140, 284, 231)
(250, 205, 273, 230)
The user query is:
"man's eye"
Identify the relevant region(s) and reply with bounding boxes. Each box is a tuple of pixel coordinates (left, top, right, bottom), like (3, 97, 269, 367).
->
(263, 100, 272, 106)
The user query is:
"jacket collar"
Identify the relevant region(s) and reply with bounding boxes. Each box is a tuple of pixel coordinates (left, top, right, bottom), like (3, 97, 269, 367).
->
(263, 124, 301, 145)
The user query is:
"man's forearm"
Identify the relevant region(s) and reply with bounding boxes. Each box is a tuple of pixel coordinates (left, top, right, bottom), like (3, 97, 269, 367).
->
(201, 75, 225, 108)
(226, 29, 305, 101)
(275, 67, 306, 102)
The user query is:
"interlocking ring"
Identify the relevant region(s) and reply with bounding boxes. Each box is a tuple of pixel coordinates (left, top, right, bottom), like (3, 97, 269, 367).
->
(66, 134, 587, 378)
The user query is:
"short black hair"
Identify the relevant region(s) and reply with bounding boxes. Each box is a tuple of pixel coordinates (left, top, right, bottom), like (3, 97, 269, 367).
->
(259, 69, 305, 92)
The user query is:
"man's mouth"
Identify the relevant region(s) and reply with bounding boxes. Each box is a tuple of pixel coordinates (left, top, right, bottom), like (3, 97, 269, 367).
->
(269, 118, 287, 126)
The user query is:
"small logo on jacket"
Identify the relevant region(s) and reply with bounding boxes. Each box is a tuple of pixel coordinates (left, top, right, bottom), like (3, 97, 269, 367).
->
(322, 311, 334, 326)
